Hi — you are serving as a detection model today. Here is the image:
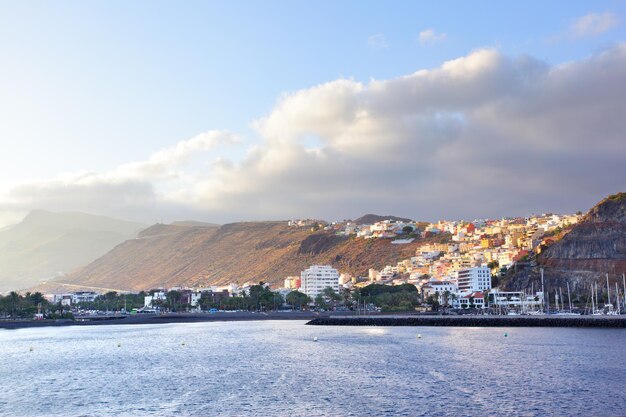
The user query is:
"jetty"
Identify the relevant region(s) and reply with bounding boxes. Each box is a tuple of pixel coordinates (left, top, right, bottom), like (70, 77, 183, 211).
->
(306, 315, 626, 328)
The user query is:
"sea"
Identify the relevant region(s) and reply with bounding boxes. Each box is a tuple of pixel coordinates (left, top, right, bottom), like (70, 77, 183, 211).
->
(0, 321, 625, 417)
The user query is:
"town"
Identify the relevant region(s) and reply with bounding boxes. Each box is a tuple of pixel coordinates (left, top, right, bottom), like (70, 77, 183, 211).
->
(2, 212, 625, 319)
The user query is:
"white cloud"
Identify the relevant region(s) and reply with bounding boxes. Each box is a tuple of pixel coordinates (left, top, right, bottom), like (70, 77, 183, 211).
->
(2, 45, 626, 225)
(113, 130, 239, 180)
(367, 34, 388, 49)
(418, 28, 447, 45)
(570, 12, 619, 37)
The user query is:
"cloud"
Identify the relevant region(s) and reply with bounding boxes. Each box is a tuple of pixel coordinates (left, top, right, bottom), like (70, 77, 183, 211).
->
(0, 131, 239, 224)
(570, 12, 619, 37)
(113, 130, 239, 180)
(367, 34, 388, 49)
(418, 28, 447, 45)
(2, 45, 626, 225)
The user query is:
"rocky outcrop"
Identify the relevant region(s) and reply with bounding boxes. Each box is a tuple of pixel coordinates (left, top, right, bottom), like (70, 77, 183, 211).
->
(505, 193, 626, 292)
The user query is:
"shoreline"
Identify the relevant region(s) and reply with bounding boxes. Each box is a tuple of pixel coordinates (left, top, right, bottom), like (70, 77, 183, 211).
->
(4, 312, 626, 330)
(306, 315, 626, 328)
(0, 311, 323, 329)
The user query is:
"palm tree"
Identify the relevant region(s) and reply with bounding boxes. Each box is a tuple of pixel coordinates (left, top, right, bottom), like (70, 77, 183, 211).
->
(442, 290, 451, 309)
(9, 291, 20, 318)
(450, 293, 458, 309)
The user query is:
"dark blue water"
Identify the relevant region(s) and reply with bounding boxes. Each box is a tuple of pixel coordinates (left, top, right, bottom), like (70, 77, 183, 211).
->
(0, 321, 624, 416)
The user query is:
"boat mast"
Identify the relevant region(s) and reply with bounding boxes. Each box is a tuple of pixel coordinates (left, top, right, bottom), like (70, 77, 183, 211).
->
(591, 285, 595, 314)
(567, 282, 572, 312)
(622, 272, 626, 309)
(539, 268, 546, 312)
(616, 282, 621, 315)
(606, 273, 611, 309)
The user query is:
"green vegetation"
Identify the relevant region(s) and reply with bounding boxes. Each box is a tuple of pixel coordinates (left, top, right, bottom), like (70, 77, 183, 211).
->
(74, 291, 147, 312)
(314, 287, 342, 310)
(0, 291, 72, 319)
(286, 290, 311, 310)
(356, 283, 420, 312)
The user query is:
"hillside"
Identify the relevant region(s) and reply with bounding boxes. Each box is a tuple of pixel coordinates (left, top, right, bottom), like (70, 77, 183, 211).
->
(0, 210, 147, 292)
(353, 214, 413, 224)
(505, 193, 626, 291)
(39, 222, 440, 292)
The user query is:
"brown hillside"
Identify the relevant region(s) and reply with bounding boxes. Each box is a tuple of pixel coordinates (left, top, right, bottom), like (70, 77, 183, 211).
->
(43, 222, 441, 292)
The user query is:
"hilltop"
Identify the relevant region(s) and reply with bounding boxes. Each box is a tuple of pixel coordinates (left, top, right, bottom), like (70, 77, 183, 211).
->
(353, 214, 413, 224)
(37, 221, 444, 292)
(0, 210, 146, 291)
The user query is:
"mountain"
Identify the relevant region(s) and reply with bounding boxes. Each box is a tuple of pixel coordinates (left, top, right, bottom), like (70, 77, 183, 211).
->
(353, 214, 413, 224)
(504, 193, 626, 292)
(0, 210, 146, 291)
(38, 221, 445, 293)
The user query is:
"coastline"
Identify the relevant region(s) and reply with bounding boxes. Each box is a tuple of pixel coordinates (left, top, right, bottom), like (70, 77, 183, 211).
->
(4, 312, 626, 329)
(307, 315, 626, 328)
(0, 311, 323, 330)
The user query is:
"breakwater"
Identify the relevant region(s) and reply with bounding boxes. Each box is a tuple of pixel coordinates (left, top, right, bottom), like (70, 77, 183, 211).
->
(306, 315, 626, 328)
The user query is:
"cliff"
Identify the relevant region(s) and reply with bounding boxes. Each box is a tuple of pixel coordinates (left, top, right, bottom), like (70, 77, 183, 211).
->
(505, 193, 626, 292)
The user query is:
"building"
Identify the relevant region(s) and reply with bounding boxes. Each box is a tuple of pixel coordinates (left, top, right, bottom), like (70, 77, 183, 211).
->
(71, 291, 99, 304)
(457, 291, 486, 309)
(284, 276, 301, 289)
(300, 265, 340, 299)
(455, 267, 492, 293)
(144, 291, 167, 308)
(52, 291, 99, 306)
(421, 279, 458, 304)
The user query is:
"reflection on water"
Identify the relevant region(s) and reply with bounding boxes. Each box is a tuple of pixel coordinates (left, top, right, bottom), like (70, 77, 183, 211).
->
(1, 322, 625, 417)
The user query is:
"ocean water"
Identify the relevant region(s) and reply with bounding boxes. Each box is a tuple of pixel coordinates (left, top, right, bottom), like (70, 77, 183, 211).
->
(0, 321, 624, 417)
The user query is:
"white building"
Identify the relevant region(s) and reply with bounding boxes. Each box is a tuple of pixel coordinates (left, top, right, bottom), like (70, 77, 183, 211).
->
(53, 291, 99, 305)
(71, 291, 99, 304)
(421, 280, 458, 303)
(300, 265, 340, 299)
(144, 291, 167, 308)
(457, 291, 487, 309)
(455, 267, 492, 293)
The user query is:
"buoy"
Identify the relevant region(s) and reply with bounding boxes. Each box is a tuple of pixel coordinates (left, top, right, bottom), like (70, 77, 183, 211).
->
(181, 342, 185, 346)
(417, 334, 422, 339)
(504, 332, 508, 338)
(313, 337, 318, 342)
(29, 347, 33, 352)
(117, 343, 121, 347)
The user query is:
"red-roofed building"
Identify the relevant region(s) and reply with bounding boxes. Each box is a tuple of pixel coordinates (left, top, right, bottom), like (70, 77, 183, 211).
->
(456, 291, 486, 309)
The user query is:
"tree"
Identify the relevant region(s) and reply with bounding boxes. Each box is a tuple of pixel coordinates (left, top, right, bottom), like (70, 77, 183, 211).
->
(491, 274, 501, 288)
(286, 291, 310, 310)
(450, 293, 458, 308)
(442, 290, 451, 309)
(322, 287, 341, 310)
(166, 290, 182, 312)
(427, 295, 440, 312)
(8, 291, 20, 318)
(487, 260, 499, 270)
(402, 225, 414, 234)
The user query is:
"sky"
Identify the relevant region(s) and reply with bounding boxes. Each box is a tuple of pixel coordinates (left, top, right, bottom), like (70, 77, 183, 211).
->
(0, 0, 625, 226)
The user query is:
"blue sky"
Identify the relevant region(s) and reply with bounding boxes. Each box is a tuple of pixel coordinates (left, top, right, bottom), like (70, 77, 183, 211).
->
(0, 0, 625, 225)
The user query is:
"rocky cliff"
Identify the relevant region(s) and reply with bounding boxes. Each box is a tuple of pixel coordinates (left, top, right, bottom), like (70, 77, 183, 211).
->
(505, 193, 626, 293)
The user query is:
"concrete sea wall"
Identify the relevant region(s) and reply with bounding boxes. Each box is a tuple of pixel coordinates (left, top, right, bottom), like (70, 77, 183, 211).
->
(306, 315, 626, 328)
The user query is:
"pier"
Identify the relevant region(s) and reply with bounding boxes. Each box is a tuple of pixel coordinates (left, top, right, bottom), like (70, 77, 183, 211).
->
(306, 315, 626, 328)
